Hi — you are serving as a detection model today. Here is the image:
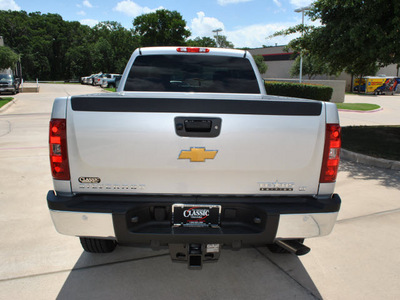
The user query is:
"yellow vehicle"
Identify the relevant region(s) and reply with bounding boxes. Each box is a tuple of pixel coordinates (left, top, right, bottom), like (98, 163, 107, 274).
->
(353, 76, 399, 94)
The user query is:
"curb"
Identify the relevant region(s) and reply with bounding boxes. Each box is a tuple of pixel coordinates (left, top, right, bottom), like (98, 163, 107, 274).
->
(338, 108, 383, 113)
(341, 149, 400, 170)
(0, 98, 16, 114)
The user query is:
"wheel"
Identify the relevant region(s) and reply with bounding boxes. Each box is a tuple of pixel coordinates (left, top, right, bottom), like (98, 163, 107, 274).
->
(80, 237, 117, 253)
(267, 239, 305, 254)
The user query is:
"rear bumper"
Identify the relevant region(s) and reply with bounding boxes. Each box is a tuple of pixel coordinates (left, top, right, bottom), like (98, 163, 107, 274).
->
(47, 191, 341, 246)
(0, 86, 15, 92)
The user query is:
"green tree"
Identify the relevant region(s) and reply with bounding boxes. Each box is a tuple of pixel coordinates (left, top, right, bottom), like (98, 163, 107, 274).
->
(290, 54, 339, 79)
(133, 9, 191, 47)
(92, 21, 139, 73)
(270, 0, 400, 82)
(186, 36, 216, 47)
(214, 35, 234, 48)
(0, 46, 19, 69)
(0, 11, 138, 80)
(92, 37, 113, 73)
(0, 10, 30, 54)
(65, 45, 89, 79)
(63, 21, 94, 78)
(309, 0, 400, 67)
(253, 55, 268, 74)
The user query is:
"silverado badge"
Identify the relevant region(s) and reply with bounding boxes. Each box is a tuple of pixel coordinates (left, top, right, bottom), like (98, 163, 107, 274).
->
(178, 147, 218, 162)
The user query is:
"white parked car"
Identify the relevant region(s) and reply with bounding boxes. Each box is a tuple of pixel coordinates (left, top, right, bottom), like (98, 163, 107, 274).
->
(81, 73, 102, 85)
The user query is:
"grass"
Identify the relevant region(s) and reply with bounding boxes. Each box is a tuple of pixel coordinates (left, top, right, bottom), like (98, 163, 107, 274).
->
(104, 87, 116, 92)
(342, 126, 400, 161)
(336, 103, 381, 111)
(0, 97, 14, 109)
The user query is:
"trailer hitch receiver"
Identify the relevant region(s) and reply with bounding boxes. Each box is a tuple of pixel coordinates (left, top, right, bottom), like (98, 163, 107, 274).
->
(169, 243, 221, 269)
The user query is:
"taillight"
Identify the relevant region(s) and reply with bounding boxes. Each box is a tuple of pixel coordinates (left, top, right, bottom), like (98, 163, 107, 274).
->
(49, 119, 70, 180)
(320, 124, 341, 183)
(177, 47, 210, 53)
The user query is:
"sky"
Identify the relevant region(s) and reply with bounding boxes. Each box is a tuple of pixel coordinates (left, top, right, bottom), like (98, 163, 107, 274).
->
(0, 0, 314, 48)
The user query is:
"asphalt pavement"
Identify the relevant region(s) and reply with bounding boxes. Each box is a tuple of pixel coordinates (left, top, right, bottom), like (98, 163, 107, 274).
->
(0, 85, 399, 299)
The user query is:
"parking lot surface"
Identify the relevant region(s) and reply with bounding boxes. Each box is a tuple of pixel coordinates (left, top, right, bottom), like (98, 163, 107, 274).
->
(339, 93, 400, 126)
(0, 85, 399, 299)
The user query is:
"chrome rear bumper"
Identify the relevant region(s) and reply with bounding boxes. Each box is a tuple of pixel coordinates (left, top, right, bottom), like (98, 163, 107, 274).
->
(276, 212, 338, 239)
(49, 209, 338, 240)
(50, 210, 116, 239)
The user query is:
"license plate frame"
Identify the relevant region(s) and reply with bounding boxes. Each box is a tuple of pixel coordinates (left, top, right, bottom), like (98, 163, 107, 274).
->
(172, 204, 221, 227)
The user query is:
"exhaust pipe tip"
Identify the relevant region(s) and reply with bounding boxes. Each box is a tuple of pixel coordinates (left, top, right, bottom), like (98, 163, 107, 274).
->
(275, 240, 311, 256)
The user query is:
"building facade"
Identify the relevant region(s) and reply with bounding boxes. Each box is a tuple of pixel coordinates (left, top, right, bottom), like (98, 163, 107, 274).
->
(249, 46, 399, 92)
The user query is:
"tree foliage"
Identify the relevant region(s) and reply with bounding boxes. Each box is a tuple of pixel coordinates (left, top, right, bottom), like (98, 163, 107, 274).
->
(186, 36, 217, 47)
(133, 9, 191, 47)
(215, 35, 234, 48)
(271, 0, 400, 79)
(0, 10, 139, 80)
(0, 46, 19, 69)
(290, 54, 339, 79)
(0, 9, 237, 81)
(186, 35, 235, 49)
(253, 55, 268, 74)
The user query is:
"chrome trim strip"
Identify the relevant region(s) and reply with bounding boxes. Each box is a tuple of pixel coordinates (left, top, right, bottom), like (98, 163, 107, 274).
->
(276, 212, 339, 239)
(49, 210, 116, 239)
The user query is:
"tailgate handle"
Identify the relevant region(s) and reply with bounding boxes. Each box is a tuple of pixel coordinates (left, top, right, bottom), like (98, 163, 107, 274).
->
(175, 117, 222, 138)
(184, 120, 212, 132)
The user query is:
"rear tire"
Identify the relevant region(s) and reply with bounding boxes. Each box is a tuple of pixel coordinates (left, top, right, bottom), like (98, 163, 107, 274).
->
(80, 237, 117, 253)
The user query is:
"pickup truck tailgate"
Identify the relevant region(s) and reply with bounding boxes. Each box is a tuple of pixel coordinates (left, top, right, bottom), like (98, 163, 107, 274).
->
(67, 95, 326, 196)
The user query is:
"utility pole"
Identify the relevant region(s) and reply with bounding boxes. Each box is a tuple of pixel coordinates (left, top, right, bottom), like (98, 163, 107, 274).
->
(212, 28, 223, 47)
(294, 6, 311, 83)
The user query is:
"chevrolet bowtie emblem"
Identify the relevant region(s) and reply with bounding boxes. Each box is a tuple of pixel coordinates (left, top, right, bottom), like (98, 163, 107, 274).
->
(178, 148, 218, 162)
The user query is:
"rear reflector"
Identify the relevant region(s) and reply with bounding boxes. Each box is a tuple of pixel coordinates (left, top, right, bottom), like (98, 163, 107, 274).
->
(49, 119, 70, 180)
(320, 124, 341, 183)
(177, 47, 210, 53)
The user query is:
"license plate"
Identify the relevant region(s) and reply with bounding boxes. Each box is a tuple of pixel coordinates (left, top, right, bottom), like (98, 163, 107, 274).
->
(172, 204, 221, 227)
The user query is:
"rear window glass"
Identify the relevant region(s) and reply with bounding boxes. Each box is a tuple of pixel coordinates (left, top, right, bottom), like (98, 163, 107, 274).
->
(124, 54, 260, 93)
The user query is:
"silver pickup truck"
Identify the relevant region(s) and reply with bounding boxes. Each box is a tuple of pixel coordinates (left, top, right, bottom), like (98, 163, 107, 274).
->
(47, 47, 341, 268)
